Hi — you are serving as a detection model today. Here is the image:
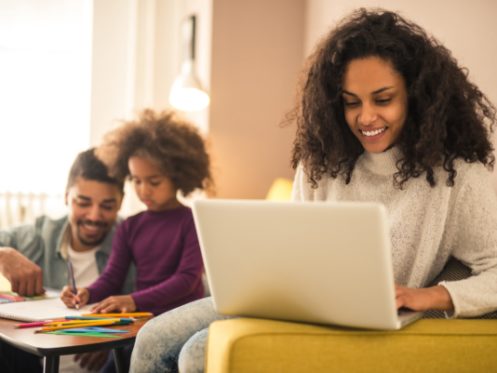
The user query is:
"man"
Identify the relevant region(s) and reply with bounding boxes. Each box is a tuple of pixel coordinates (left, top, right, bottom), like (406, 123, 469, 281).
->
(0, 148, 134, 372)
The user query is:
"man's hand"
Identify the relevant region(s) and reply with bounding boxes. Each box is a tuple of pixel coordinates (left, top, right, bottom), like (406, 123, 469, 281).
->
(0, 247, 44, 296)
(91, 295, 137, 313)
(395, 284, 454, 312)
(74, 350, 110, 371)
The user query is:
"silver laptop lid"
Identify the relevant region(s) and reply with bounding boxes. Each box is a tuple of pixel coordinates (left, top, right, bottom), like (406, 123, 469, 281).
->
(193, 199, 403, 330)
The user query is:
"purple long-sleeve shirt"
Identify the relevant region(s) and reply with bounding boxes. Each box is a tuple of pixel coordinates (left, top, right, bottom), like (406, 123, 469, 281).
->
(87, 206, 204, 315)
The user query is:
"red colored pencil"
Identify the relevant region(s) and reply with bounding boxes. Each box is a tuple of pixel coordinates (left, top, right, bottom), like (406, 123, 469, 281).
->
(15, 319, 65, 329)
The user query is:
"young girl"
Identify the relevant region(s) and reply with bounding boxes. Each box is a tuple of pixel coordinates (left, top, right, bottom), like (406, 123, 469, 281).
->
(61, 109, 212, 316)
(129, 9, 497, 373)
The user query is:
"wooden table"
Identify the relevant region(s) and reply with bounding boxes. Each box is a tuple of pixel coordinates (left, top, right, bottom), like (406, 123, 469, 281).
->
(0, 317, 148, 373)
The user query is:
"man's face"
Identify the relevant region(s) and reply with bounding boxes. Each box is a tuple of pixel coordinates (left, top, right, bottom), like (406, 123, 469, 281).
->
(65, 177, 123, 252)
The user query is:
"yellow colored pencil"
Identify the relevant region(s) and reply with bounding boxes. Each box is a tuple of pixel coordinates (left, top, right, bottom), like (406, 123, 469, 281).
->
(44, 318, 121, 327)
(36, 319, 122, 333)
(82, 312, 153, 319)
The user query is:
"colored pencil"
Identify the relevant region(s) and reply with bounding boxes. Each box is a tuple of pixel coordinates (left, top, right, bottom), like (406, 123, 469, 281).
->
(46, 318, 121, 326)
(65, 316, 134, 322)
(15, 319, 65, 329)
(66, 257, 79, 309)
(36, 319, 126, 333)
(82, 312, 153, 318)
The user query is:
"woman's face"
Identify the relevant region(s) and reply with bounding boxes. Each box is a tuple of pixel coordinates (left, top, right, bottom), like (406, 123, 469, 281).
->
(342, 56, 408, 153)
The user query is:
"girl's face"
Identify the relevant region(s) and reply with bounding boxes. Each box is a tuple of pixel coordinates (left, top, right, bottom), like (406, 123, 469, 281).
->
(342, 56, 408, 153)
(128, 155, 179, 212)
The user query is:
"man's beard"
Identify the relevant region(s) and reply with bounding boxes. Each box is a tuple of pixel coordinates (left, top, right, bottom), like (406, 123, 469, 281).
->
(76, 219, 109, 247)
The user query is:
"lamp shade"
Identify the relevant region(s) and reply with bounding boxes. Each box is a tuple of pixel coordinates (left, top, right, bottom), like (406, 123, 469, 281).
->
(169, 15, 209, 112)
(169, 60, 210, 111)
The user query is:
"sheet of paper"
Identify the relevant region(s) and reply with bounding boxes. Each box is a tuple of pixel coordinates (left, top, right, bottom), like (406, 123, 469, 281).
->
(0, 295, 93, 322)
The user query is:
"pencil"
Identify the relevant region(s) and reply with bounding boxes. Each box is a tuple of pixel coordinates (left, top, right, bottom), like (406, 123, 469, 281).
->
(15, 319, 65, 329)
(65, 316, 134, 321)
(45, 318, 121, 326)
(36, 319, 124, 332)
(82, 312, 153, 318)
(66, 256, 79, 310)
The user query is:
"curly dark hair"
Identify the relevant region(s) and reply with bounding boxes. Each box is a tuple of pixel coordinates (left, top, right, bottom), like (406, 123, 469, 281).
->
(97, 109, 213, 196)
(290, 8, 495, 188)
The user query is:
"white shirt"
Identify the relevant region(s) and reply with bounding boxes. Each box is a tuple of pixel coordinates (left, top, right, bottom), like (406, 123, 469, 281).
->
(67, 246, 99, 288)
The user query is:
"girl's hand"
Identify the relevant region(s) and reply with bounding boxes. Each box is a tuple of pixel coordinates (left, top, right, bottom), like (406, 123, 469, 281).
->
(91, 295, 136, 313)
(395, 284, 454, 312)
(60, 286, 89, 309)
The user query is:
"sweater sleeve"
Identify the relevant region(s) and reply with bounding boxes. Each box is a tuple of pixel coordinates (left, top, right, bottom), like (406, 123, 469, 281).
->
(87, 221, 132, 303)
(130, 215, 203, 315)
(439, 164, 497, 317)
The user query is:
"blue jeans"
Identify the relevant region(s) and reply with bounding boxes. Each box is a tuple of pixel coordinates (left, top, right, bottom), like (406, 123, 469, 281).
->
(129, 297, 230, 373)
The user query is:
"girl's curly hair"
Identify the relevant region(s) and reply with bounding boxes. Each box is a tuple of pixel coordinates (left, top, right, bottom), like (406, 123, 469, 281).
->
(97, 109, 213, 196)
(290, 8, 495, 188)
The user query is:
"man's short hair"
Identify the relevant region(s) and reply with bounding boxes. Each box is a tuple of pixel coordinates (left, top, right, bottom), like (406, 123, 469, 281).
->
(66, 148, 124, 193)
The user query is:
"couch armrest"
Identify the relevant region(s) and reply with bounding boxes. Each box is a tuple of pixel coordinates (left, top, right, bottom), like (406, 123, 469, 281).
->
(206, 318, 497, 372)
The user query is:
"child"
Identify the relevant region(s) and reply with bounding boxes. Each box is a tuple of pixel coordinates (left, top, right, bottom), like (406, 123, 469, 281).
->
(61, 109, 212, 316)
(129, 9, 497, 373)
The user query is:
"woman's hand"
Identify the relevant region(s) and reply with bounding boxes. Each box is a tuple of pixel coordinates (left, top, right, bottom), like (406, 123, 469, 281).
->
(91, 295, 136, 313)
(395, 285, 454, 312)
(60, 286, 89, 309)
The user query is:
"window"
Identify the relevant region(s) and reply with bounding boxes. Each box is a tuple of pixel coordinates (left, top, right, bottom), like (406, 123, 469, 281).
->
(0, 1, 92, 194)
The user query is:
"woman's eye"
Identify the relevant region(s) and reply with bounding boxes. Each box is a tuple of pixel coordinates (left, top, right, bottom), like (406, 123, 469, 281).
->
(376, 98, 391, 105)
(344, 101, 360, 108)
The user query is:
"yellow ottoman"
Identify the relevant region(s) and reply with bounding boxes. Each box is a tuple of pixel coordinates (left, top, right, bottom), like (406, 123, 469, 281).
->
(206, 318, 497, 372)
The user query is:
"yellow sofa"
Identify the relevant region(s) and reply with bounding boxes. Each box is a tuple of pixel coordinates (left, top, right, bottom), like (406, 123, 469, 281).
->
(206, 317, 497, 372)
(205, 181, 497, 372)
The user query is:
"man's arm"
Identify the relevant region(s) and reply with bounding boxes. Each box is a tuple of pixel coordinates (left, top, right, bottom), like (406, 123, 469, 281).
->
(0, 225, 45, 296)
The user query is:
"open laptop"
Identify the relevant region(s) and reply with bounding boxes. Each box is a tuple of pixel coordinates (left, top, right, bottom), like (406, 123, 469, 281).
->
(192, 199, 423, 330)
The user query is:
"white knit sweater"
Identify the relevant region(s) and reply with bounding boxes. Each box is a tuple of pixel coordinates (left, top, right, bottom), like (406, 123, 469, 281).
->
(292, 147, 497, 317)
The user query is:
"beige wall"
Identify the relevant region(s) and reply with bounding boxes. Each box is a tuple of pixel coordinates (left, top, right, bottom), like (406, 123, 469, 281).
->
(305, 0, 497, 186)
(90, 0, 305, 202)
(208, 0, 305, 198)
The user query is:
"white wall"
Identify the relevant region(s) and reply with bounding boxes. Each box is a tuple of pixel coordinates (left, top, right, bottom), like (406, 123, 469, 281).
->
(305, 0, 497, 185)
(90, 0, 191, 215)
(90, 0, 136, 145)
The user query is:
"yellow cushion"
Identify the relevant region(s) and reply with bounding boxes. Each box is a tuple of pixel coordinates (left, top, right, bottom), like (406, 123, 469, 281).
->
(265, 178, 293, 201)
(206, 318, 497, 372)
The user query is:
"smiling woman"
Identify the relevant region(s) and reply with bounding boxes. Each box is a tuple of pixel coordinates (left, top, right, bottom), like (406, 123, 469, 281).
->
(342, 56, 408, 154)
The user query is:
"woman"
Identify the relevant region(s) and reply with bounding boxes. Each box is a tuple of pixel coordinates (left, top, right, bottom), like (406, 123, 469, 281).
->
(130, 9, 497, 373)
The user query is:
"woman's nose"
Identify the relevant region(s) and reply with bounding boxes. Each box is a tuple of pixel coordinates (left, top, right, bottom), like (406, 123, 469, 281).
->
(358, 104, 378, 126)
